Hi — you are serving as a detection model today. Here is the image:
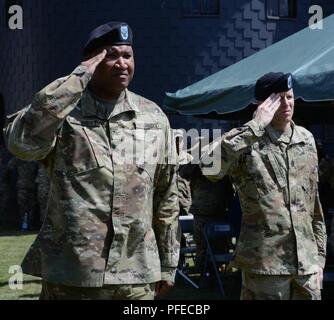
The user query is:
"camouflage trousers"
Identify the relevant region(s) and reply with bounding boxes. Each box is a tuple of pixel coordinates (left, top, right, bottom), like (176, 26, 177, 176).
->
(40, 281, 156, 300)
(241, 272, 322, 300)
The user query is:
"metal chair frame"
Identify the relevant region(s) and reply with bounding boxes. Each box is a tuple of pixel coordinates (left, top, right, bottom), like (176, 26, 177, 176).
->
(203, 221, 235, 297)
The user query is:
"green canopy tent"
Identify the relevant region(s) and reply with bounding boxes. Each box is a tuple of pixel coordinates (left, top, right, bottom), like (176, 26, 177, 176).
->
(163, 14, 334, 118)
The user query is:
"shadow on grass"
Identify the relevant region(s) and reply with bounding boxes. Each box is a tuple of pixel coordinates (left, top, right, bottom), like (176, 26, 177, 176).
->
(0, 279, 41, 288)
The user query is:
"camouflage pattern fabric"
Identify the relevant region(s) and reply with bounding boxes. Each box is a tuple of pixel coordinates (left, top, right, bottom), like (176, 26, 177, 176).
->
(190, 167, 233, 218)
(185, 164, 234, 272)
(4, 65, 180, 287)
(7, 158, 38, 228)
(241, 272, 321, 300)
(35, 162, 50, 223)
(176, 172, 192, 216)
(40, 281, 155, 300)
(176, 148, 192, 216)
(201, 119, 327, 275)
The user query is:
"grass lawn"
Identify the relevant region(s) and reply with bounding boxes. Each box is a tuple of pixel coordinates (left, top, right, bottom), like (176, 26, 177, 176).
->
(0, 231, 41, 300)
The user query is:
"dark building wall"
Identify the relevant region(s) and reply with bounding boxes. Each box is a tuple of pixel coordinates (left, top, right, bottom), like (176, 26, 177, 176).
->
(0, 0, 326, 126)
(310, 0, 334, 17)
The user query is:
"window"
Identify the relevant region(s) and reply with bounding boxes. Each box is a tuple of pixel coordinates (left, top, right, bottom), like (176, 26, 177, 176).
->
(182, 0, 220, 17)
(267, 0, 296, 19)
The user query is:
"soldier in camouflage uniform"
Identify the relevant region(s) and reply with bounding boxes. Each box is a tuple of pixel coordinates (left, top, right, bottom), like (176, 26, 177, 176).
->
(35, 162, 50, 224)
(7, 157, 38, 229)
(174, 132, 192, 216)
(174, 133, 192, 267)
(4, 22, 179, 300)
(176, 173, 192, 216)
(185, 163, 234, 275)
(201, 72, 327, 300)
(316, 140, 333, 217)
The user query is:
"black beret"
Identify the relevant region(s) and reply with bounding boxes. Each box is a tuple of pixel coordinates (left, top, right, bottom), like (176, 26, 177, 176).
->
(254, 72, 293, 101)
(83, 22, 133, 56)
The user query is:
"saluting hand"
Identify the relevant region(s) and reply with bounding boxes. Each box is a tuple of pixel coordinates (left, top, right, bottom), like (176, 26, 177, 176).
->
(254, 93, 281, 128)
(80, 49, 107, 74)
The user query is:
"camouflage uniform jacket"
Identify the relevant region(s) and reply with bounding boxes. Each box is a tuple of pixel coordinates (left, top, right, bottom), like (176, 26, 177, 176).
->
(202, 119, 327, 275)
(176, 173, 192, 215)
(4, 65, 180, 287)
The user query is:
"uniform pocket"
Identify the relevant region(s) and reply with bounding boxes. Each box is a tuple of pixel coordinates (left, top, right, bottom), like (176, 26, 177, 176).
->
(241, 151, 282, 199)
(266, 153, 287, 189)
(55, 118, 107, 176)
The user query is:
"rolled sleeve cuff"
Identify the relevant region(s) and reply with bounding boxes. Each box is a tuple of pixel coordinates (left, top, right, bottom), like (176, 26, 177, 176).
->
(71, 65, 93, 86)
(161, 267, 177, 283)
(245, 119, 266, 137)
